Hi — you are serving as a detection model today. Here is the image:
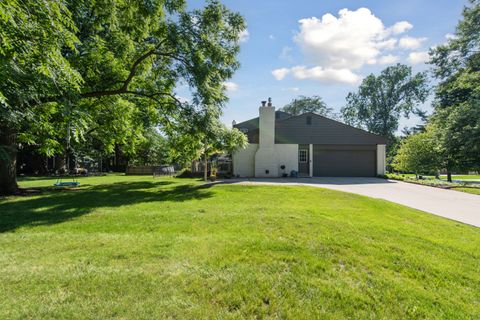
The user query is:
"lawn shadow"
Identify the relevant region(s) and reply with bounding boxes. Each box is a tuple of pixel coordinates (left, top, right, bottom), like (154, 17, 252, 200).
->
(0, 180, 213, 233)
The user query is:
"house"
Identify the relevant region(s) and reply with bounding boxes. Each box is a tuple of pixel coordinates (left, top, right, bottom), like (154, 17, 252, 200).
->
(232, 99, 387, 178)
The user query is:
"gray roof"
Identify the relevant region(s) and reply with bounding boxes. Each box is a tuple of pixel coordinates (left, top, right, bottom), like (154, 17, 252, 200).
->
(234, 111, 388, 145)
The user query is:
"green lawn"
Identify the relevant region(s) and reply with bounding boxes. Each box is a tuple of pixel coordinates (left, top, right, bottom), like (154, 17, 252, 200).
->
(1, 175, 479, 319)
(454, 187, 480, 195)
(442, 174, 480, 182)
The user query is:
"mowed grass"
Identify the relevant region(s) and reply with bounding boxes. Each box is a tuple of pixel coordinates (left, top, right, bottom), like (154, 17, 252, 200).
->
(444, 175, 480, 182)
(0, 175, 479, 319)
(454, 187, 480, 195)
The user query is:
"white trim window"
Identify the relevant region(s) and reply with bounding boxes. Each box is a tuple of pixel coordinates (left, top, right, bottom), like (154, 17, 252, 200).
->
(299, 149, 308, 163)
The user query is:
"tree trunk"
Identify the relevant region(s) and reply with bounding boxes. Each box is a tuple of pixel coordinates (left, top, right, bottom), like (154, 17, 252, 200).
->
(446, 170, 452, 183)
(0, 127, 19, 195)
(204, 153, 208, 182)
(55, 152, 67, 174)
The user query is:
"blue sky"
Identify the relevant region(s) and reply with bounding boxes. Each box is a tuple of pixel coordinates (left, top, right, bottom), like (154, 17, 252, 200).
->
(189, 0, 466, 132)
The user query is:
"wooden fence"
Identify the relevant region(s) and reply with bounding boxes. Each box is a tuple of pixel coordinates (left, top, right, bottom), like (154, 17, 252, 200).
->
(126, 165, 175, 176)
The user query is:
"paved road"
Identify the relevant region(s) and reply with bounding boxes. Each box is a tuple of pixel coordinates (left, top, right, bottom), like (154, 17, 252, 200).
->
(229, 177, 480, 227)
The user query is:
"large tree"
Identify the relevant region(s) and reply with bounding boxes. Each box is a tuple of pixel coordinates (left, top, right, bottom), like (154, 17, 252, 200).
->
(341, 64, 429, 141)
(280, 95, 334, 117)
(0, 0, 81, 194)
(0, 0, 245, 195)
(429, 0, 480, 180)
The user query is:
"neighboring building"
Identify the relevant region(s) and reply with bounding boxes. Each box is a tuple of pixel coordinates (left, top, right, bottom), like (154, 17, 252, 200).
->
(232, 99, 387, 178)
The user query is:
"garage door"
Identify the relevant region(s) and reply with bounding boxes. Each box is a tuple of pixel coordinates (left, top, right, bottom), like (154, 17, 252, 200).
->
(313, 145, 376, 177)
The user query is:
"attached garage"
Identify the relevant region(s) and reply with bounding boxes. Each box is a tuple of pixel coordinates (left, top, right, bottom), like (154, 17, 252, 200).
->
(233, 107, 388, 178)
(313, 145, 376, 177)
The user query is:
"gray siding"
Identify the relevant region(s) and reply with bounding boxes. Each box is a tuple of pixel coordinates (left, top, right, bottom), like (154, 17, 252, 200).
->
(276, 113, 387, 145)
(235, 112, 387, 145)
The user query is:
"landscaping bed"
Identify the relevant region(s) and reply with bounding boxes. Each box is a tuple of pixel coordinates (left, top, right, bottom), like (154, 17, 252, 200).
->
(385, 173, 480, 196)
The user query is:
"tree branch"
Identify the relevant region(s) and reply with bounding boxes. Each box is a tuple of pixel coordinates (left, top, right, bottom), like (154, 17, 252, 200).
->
(29, 40, 191, 107)
(119, 49, 157, 91)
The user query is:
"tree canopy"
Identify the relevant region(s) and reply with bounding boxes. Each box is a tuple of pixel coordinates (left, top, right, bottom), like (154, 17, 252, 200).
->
(341, 64, 429, 141)
(429, 0, 480, 175)
(280, 95, 334, 117)
(0, 0, 246, 194)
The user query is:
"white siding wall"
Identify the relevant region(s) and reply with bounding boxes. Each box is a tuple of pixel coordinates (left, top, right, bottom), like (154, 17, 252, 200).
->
(234, 143, 298, 177)
(376, 144, 386, 175)
(233, 144, 258, 177)
(275, 144, 298, 176)
(255, 106, 278, 177)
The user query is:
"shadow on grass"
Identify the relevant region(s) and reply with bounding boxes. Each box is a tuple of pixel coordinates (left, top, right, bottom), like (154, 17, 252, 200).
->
(0, 180, 213, 233)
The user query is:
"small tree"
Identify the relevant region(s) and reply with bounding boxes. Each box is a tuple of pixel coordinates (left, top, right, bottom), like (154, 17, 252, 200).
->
(201, 123, 247, 181)
(393, 130, 441, 178)
(166, 115, 247, 181)
(280, 95, 334, 117)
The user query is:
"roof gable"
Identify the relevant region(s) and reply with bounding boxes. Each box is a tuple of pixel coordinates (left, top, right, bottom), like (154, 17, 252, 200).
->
(275, 113, 388, 145)
(234, 111, 387, 145)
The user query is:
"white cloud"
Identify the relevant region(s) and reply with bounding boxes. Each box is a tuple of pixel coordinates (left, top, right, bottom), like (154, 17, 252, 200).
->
(273, 8, 427, 85)
(376, 38, 397, 50)
(287, 87, 300, 92)
(399, 36, 427, 50)
(388, 21, 413, 35)
(407, 51, 430, 64)
(291, 66, 361, 84)
(272, 68, 290, 80)
(223, 81, 239, 92)
(238, 29, 250, 43)
(274, 66, 361, 85)
(378, 54, 400, 64)
(269, 34, 276, 40)
(294, 8, 410, 69)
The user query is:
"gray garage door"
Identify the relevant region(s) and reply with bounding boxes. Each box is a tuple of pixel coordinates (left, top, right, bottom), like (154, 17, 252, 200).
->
(313, 145, 376, 177)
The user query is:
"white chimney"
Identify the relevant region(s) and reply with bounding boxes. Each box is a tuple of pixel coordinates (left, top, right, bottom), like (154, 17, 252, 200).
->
(254, 98, 278, 177)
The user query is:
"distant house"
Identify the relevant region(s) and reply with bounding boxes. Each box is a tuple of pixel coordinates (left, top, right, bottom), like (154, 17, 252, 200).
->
(233, 99, 387, 178)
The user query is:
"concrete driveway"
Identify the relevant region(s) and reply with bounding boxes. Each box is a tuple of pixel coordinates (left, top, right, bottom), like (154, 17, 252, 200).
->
(229, 177, 480, 227)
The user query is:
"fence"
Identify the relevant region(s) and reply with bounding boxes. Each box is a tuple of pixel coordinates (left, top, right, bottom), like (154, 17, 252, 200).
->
(126, 165, 175, 176)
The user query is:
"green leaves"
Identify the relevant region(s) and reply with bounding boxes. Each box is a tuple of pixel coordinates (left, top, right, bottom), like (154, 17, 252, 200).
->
(393, 130, 441, 175)
(430, 0, 480, 172)
(341, 64, 429, 141)
(1, 0, 245, 169)
(281, 95, 334, 117)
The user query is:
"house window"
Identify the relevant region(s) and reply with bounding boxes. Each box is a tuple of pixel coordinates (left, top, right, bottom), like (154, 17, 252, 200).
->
(306, 116, 312, 125)
(299, 149, 308, 163)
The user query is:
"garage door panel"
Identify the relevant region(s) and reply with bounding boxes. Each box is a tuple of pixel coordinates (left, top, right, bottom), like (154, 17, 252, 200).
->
(313, 146, 376, 177)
